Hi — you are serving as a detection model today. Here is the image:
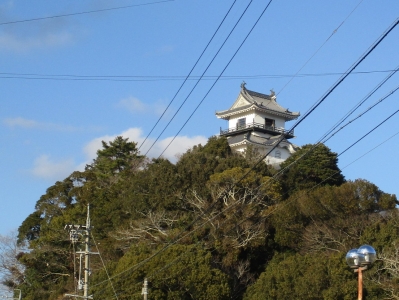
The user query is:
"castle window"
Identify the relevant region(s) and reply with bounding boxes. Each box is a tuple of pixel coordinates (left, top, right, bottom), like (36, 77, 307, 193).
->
(275, 150, 281, 158)
(237, 118, 246, 129)
(265, 118, 275, 129)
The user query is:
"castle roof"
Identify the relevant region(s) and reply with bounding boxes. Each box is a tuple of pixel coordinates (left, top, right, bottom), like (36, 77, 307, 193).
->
(227, 132, 295, 148)
(215, 83, 300, 120)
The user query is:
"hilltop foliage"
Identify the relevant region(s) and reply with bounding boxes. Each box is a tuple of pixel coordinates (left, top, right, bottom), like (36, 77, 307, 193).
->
(9, 136, 399, 299)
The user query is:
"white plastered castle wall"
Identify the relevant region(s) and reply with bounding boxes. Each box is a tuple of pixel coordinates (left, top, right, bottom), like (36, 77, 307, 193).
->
(228, 112, 255, 128)
(230, 140, 292, 167)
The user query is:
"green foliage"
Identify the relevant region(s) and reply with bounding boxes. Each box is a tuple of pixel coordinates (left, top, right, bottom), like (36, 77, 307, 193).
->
(176, 136, 259, 198)
(14, 136, 399, 300)
(272, 180, 398, 251)
(91, 244, 231, 300)
(279, 144, 345, 197)
(18, 211, 42, 243)
(244, 252, 382, 300)
(93, 136, 142, 177)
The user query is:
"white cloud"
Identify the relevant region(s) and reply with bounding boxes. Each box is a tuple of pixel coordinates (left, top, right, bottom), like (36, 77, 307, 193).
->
(30, 127, 208, 181)
(0, 8, 76, 53)
(117, 97, 147, 114)
(3, 117, 80, 131)
(83, 127, 207, 163)
(31, 155, 76, 180)
(153, 135, 208, 161)
(117, 97, 169, 116)
(83, 128, 144, 162)
(0, 31, 73, 52)
(3, 117, 38, 128)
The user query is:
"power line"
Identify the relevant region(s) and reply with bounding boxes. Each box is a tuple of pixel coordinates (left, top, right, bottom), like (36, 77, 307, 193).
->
(155, 0, 274, 158)
(138, 0, 239, 151)
(149, 14, 399, 282)
(109, 126, 399, 299)
(143, 0, 256, 157)
(159, 16, 399, 159)
(338, 108, 399, 157)
(0, 0, 174, 26)
(91, 12, 399, 295)
(94, 67, 399, 298)
(277, 0, 364, 96)
(90, 0, 284, 289)
(291, 17, 399, 134)
(322, 65, 399, 144)
(272, 74, 399, 187)
(325, 83, 399, 144)
(0, 69, 395, 82)
(91, 233, 119, 300)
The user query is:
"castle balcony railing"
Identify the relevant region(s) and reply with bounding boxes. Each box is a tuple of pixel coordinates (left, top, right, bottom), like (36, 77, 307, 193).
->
(220, 122, 294, 138)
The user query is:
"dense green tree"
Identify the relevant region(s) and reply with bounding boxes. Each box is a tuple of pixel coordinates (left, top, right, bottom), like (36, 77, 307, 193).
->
(176, 136, 262, 199)
(91, 244, 231, 300)
(244, 251, 384, 300)
(92, 136, 143, 177)
(17, 137, 145, 299)
(272, 180, 397, 251)
(279, 144, 345, 197)
(15, 135, 399, 300)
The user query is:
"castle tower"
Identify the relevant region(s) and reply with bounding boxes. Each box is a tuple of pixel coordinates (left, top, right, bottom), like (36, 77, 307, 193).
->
(216, 83, 300, 166)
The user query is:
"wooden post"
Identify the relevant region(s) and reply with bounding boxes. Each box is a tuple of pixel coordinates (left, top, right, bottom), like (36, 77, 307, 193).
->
(358, 266, 362, 300)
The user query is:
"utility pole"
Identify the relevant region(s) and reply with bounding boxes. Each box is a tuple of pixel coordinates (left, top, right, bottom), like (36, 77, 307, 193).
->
(141, 278, 148, 300)
(65, 205, 98, 300)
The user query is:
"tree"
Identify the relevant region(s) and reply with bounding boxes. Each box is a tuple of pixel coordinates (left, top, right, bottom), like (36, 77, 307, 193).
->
(279, 144, 345, 197)
(90, 244, 231, 300)
(272, 180, 398, 251)
(15, 134, 399, 300)
(92, 136, 143, 177)
(0, 231, 27, 291)
(243, 252, 383, 300)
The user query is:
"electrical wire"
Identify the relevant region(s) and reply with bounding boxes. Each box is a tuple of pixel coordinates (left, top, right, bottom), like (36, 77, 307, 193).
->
(338, 108, 399, 157)
(108, 125, 399, 299)
(274, 67, 399, 182)
(277, 0, 364, 96)
(93, 65, 399, 298)
(138, 0, 239, 151)
(322, 65, 399, 144)
(0, 69, 394, 82)
(325, 83, 399, 143)
(93, 99, 399, 298)
(262, 125, 399, 229)
(290, 17, 399, 137)
(142, 0, 256, 157)
(0, 0, 174, 26)
(156, 0, 274, 158)
(156, 16, 399, 160)
(91, 233, 119, 300)
(91, 11, 397, 291)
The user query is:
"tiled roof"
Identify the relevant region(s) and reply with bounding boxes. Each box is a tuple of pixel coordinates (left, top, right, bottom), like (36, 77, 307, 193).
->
(215, 84, 300, 120)
(227, 132, 292, 147)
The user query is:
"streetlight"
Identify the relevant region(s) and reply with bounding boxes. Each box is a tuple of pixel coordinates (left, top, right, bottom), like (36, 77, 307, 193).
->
(346, 245, 377, 300)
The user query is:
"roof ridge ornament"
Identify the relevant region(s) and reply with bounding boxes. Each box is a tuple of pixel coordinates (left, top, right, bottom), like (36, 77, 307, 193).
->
(270, 89, 276, 101)
(241, 81, 247, 90)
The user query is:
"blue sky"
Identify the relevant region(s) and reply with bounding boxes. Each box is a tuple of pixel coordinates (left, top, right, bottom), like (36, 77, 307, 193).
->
(1, 0, 399, 237)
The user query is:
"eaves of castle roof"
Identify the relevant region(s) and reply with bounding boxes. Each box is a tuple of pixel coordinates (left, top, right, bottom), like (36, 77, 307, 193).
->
(216, 84, 300, 121)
